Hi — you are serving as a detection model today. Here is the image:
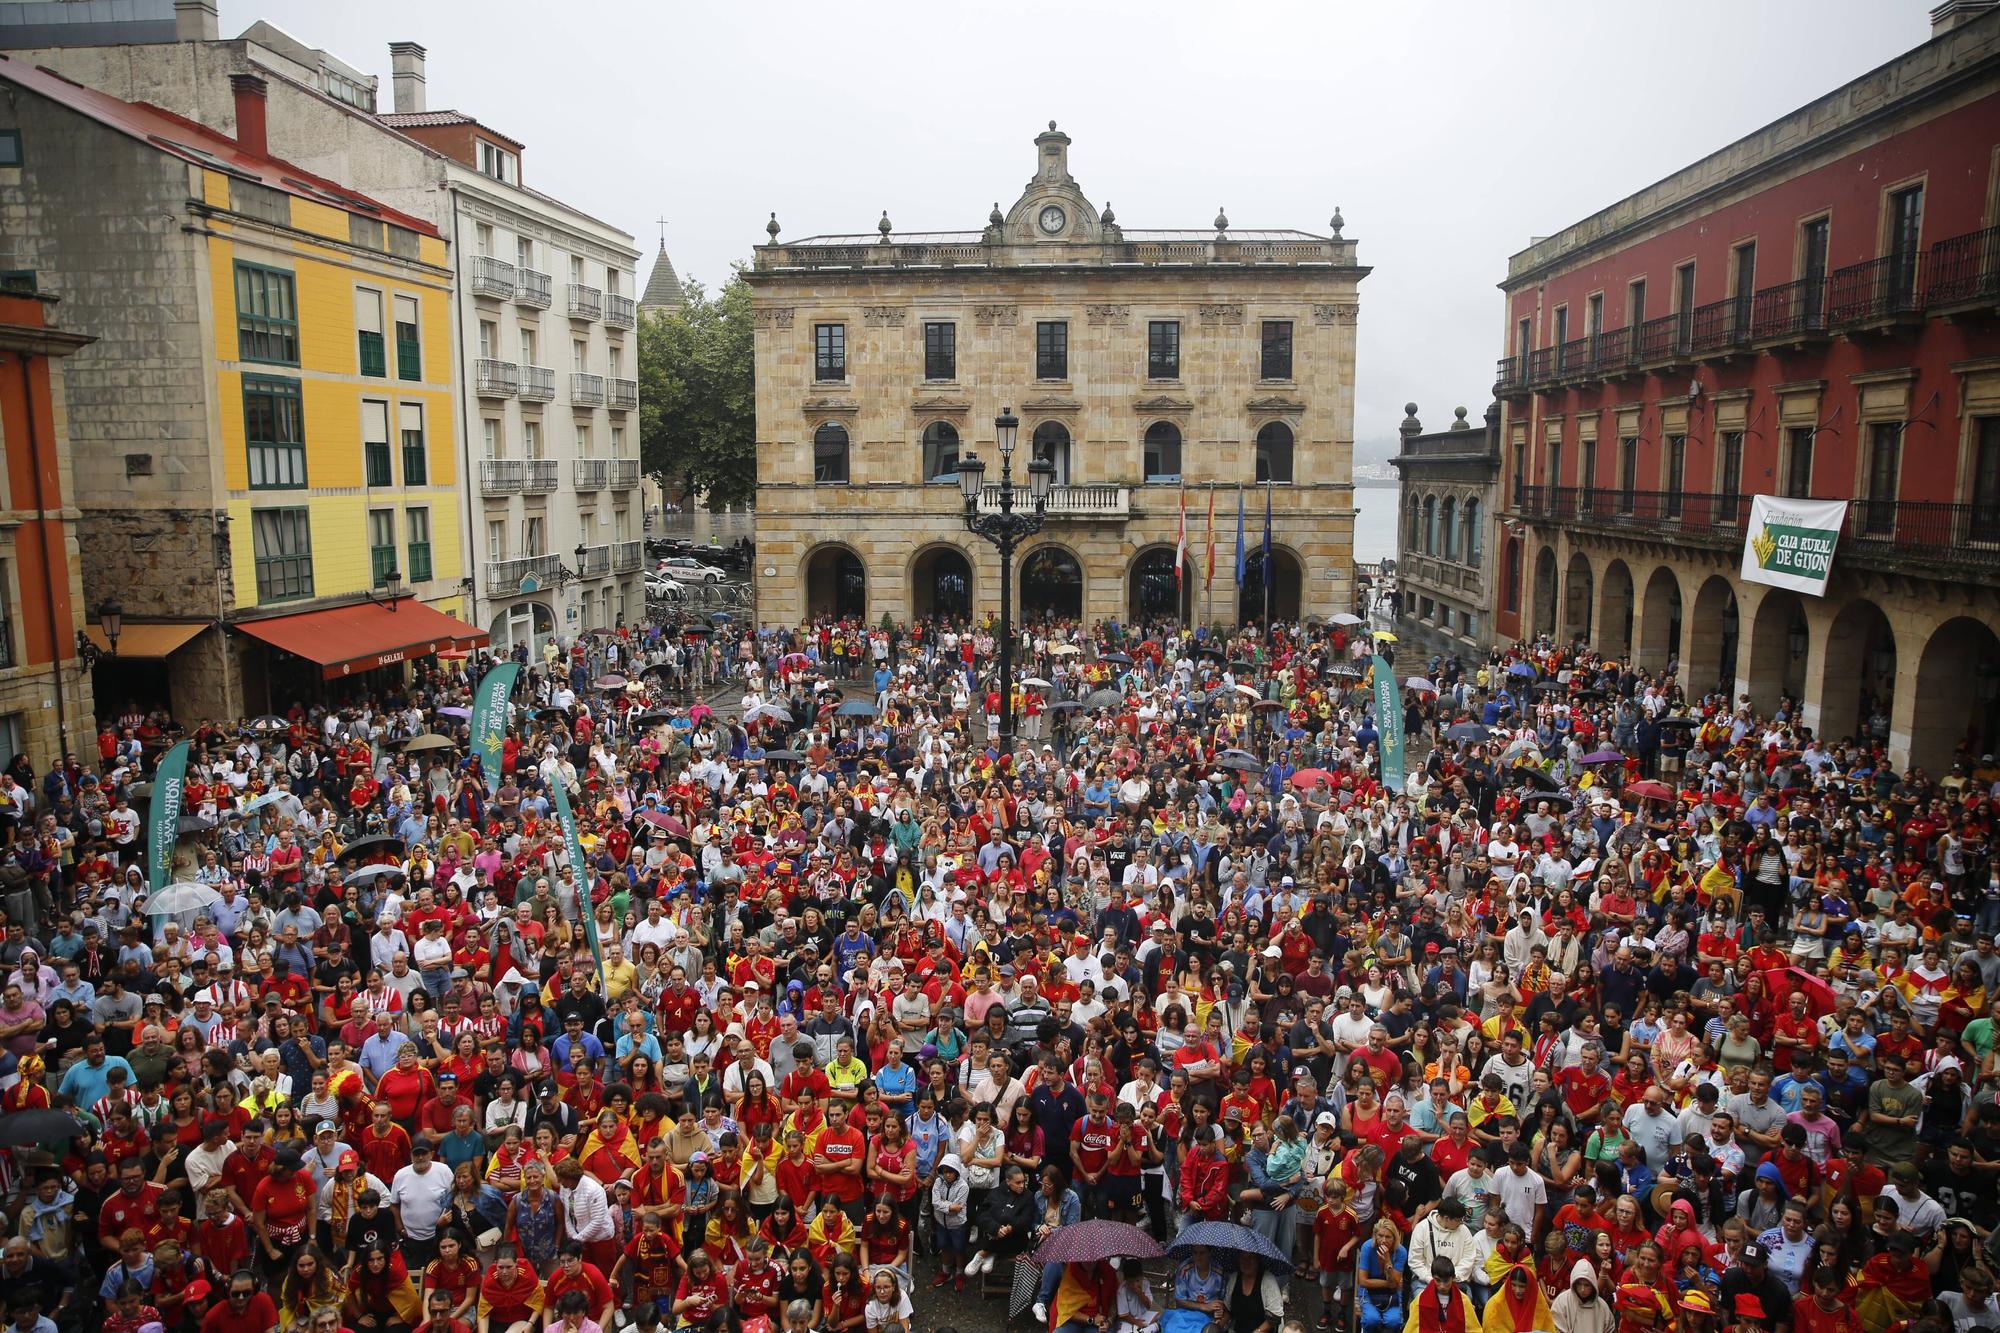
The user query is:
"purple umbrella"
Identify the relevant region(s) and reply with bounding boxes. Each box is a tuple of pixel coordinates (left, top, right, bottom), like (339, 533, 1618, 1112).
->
(437, 706, 471, 720)
(1581, 749, 1624, 764)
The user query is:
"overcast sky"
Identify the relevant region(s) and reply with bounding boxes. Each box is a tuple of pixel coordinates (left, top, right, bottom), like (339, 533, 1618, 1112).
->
(237, 0, 1925, 461)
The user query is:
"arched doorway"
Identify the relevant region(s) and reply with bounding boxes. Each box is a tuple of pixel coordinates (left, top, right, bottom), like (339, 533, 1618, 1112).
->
(910, 545, 972, 620)
(1819, 598, 1896, 747)
(1639, 567, 1682, 674)
(489, 599, 556, 659)
(1019, 545, 1083, 622)
(1687, 576, 1740, 700)
(803, 544, 866, 619)
(1128, 547, 1190, 623)
(1562, 551, 1593, 645)
(1910, 617, 2000, 772)
(1746, 590, 1811, 717)
(1239, 546, 1302, 624)
(1032, 422, 1071, 485)
(1599, 560, 1635, 661)
(1531, 547, 1558, 642)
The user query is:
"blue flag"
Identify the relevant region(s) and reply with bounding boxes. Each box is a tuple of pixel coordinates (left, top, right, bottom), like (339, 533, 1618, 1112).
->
(1262, 484, 1273, 584)
(1234, 488, 1246, 583)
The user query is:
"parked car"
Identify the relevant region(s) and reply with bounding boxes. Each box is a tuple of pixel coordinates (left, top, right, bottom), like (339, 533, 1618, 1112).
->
(658, 556, 725, 583)
(645, 574, 686, 600)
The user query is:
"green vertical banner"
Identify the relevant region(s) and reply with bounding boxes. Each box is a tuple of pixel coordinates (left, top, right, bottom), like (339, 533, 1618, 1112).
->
(1371, 653, 1405, 792)
(470, 662, 519, 797)
(549, 777, 603, 976)
(147, 739, 190, 892)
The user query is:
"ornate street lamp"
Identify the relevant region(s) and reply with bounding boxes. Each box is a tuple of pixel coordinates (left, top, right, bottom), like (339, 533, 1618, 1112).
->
(958, 408, 1054, 753)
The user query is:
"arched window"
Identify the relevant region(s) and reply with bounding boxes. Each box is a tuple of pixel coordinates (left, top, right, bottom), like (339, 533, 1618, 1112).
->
(1407, 498, 1423, 549)
(1255, 422, 1294, 484)
(1440, 497, 1458, 560)
(1463, 499, 1483, 567)
(1032, 421, 1071, 486)
(1143, 422, 1181, 483)
(921, 421, 959, 483)
(812, 422, 849, 484)
(1422, 495, 1438, 555)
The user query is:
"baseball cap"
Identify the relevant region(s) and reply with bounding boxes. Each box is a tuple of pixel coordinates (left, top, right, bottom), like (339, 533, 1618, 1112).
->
(315, 1120, 338, 1136)
(1740, 1241, 1768, 1263)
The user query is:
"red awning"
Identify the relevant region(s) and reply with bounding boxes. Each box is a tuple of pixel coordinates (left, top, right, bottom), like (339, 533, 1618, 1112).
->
(234, 600, 487, 680)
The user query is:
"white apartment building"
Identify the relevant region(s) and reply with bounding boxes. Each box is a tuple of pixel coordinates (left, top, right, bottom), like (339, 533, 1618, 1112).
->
(7, 3, 648, 657)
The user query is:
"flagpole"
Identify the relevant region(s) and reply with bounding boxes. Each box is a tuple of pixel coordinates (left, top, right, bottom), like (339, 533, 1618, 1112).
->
(1263, 480, 1273, 631)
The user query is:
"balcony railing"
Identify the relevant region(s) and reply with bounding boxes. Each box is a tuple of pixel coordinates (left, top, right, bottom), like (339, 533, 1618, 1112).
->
(1829, 252, 1926, 327)
(1688, 297, 1750, 355)
(1494, 355, 1528, 395)
(1927, 225, 2000, 307)
(1633, 313, 1686, 365)
(612, 539, 644, 573)
(608, 377, 639, 411)
(1749, 277, 1829, 342)
(518, 365, 555, 402)
(474, 358, 518, 397)
(470, 256, 515, 299)
(610, 459, 641, 488)
(488, 553, 559, 590)
(1515, 484, 2000, 574)
(568, 285, 603, 320)
(478, 459, 523, 494)
(574, 459, 609, 489)
(1593, 326, 1630, 368)
(577, 543, 612, 577)
(604, 294, 637, 329)
(1554, 337, 1592, 378)
(975, 483, 1129, 518)
(516, 268, 552, 308)
(523, 459, 559, 492)
(571, 373, 606, 407)
(1527, 346, 1556, 383)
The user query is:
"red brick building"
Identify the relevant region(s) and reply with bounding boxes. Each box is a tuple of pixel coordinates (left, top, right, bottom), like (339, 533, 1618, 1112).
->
(1493, 4, 2000, 773)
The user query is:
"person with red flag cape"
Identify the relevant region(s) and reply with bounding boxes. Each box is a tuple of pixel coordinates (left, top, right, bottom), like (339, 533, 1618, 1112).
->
(1403, 1256, 1479, 1333)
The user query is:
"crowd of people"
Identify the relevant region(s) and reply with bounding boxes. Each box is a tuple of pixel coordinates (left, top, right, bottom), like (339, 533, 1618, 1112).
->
(0, 607, 1996, 1333)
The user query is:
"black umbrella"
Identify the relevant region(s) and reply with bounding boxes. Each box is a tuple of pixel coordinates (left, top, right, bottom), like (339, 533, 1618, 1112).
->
(1515, 767, 1562, 792)
(1084, 689, 1123, 710)
(1031, 1218, 1164, 1266)
(0, 1109, 84, 1148)
(681, 624, 715, 637)
(1516, 788, 1576, 812)
(1445, 722, 1492, 744)
(1230, 658, 1255, 672)
(1215, 749, 1263, 771)
(176, 814, 216, 835)
(632, 710, 674, 728)
(1048, 700, 1084, 713)
(1099, 651, 1133, 665)
(1195, 645, 1226, 659)
(762, 749, 804, 762)
(336, 834, 407, 865)
(1656, 714, 1700, 731)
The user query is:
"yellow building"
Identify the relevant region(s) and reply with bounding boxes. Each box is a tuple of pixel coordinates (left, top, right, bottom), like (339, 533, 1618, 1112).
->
(0, 62, 480, 717)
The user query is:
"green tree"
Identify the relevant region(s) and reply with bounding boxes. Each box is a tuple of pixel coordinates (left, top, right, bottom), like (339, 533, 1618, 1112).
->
(638, 268, 756, 510)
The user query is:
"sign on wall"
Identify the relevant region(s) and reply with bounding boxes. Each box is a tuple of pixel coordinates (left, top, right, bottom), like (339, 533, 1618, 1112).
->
(1741, 495, 1848, 597)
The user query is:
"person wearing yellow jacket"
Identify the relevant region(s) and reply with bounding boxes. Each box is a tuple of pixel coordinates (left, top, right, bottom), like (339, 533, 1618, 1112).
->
(1479, 1264, 1554, 1333)
(1405, 1257, 1481, 1333)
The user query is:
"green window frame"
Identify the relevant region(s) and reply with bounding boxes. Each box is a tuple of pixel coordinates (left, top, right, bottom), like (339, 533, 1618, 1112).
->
(251, 507, 314, 602)
(358, 329, 386, 377)
(243, 375, 307, 489)
(368, 509, 398, 587)
(394, 295, 421, 382)
(235, 262, 299, 366)
(406, 507, 434, 583)
(362, 400, 392, 488)
(400, 403, 428, 486)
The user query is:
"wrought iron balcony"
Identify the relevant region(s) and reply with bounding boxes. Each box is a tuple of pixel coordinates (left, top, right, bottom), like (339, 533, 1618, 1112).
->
(1554, 337, 1593, 379)
(470, 256, 515, 299)
(567, 285, 603, 320)
(522, 459, 559, 492)
(1927, 225, 2000, 308)
(608, 377, 639, 411)
(604, 294, 637, 329)
(1688, 297, 1751, 356)
(1829, 253, 1926, 327)
(488, 553, 559, 589)
(975, 483, 1129, 519)
(474, 358, 518, 397)
(577, 543, 612, 577)
(1748, 277, 1830, 342)
(1593, 326, 1630, 369)
(612, 539, 644, 573)
(478, 458, 523, 494)
(571, 373, 606, 407)
(610, 459, 641, 489)
(1633, 313, 1687, 365)
(1513, 484, 2000, 575)
(1494, 355, 1529, 396)
(574, 459, 609, 490)
(518, 365, 555, 402)
(516, 268, 552, 308)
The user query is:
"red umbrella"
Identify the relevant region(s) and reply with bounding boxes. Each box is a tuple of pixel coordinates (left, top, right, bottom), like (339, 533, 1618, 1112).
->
(1760, 966, 1838, 1019)
(1289, 768, 1333, 789)
(1625, 779, 1674, 802)
(637, 810, 687, 837)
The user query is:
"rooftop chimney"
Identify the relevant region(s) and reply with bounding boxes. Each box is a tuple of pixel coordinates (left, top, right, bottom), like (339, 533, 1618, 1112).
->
(390, 42, 427, 114)
(1933, 0, 2000, 33)
(230, 74, 269, 159)
(174, 0, 218, 41)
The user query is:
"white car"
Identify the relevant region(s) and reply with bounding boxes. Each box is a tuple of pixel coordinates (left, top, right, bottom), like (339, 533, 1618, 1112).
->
(658, 557, 724, 583)
(645, 574, 686, 600)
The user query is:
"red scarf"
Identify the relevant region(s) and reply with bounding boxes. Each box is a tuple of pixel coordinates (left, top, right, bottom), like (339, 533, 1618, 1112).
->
(1417, 1280, 1461, 1333)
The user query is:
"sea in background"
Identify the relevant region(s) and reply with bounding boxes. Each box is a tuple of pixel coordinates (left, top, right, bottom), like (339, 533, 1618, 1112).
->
(1353, 481, 1399, 565)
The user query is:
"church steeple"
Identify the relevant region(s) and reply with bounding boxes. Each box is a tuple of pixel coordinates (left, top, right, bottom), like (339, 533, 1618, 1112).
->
(639, 219, 683, 314)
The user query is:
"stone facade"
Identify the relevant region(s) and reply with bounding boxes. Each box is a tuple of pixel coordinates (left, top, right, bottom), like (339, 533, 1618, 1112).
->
(748, 125, 1366, 628)
(1390, 403, 1500, 661)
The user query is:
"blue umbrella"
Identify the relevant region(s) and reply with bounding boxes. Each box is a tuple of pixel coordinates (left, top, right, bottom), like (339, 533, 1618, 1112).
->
(835, 699, 877, 718)
(1507, 662, 1537, 678)
(1166, 1219, 1291, 1275)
